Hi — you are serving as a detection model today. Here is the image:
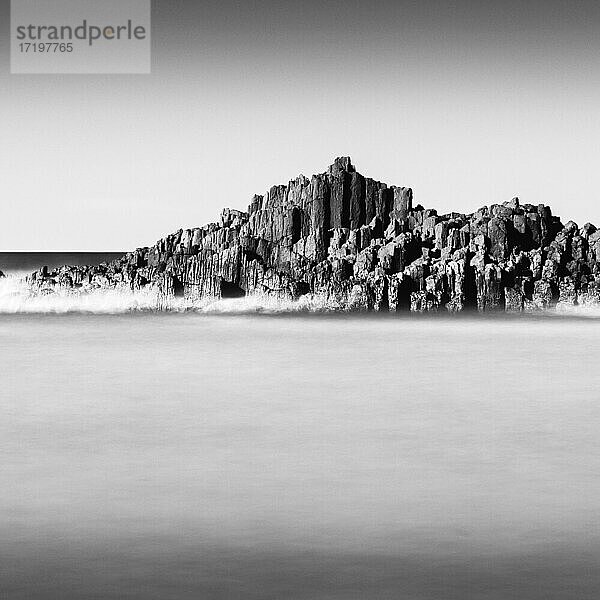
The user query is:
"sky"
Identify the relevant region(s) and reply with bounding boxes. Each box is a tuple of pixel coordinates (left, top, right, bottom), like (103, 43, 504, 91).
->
(1, 0, 600, 251)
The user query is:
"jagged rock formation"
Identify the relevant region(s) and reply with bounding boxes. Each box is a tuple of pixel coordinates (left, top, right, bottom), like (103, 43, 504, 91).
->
(28, 157, 600, 312)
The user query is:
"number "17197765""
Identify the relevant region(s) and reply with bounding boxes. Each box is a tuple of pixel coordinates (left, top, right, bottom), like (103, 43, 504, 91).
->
(19, 42, 74, 53)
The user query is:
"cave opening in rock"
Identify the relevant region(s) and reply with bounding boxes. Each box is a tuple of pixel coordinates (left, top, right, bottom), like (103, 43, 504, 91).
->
(173, 278, 185, 298)
(220, 280, 246, 298)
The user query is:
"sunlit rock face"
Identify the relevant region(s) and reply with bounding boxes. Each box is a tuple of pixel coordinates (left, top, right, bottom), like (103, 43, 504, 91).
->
(27, 157, 600, 312)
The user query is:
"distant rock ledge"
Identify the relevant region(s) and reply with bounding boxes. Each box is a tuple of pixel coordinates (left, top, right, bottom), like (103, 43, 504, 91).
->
(25, 157, 600, 312)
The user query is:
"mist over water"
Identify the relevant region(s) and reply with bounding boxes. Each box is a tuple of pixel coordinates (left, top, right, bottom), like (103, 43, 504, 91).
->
(2, 314, 600, 599)
(3, 252, 600, 319)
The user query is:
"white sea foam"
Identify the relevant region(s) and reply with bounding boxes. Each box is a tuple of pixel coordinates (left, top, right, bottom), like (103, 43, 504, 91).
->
(0, 275, 340, 315)
(552, 302, 600, 318)
(0, 275, 161, 314)
(3, 273, 600, 317)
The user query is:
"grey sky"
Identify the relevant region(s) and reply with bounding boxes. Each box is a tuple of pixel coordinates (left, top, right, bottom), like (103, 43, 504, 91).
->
(1, 0, 600, 250)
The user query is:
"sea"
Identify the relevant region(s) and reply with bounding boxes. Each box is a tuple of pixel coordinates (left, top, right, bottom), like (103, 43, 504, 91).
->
(1, 253, 600, 599)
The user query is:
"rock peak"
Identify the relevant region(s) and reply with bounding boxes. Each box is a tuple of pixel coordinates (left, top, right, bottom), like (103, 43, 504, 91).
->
(26, 156, 600, 313)
(328, 156, 355, 175)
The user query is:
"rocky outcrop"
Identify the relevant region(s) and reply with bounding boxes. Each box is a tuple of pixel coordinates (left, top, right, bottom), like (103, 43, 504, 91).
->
(28, 157, 600, 312)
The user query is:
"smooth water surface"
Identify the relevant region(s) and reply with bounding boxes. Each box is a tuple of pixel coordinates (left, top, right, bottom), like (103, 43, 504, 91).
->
(1, 314, 600, 599)
(0, 253, 124, 278)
